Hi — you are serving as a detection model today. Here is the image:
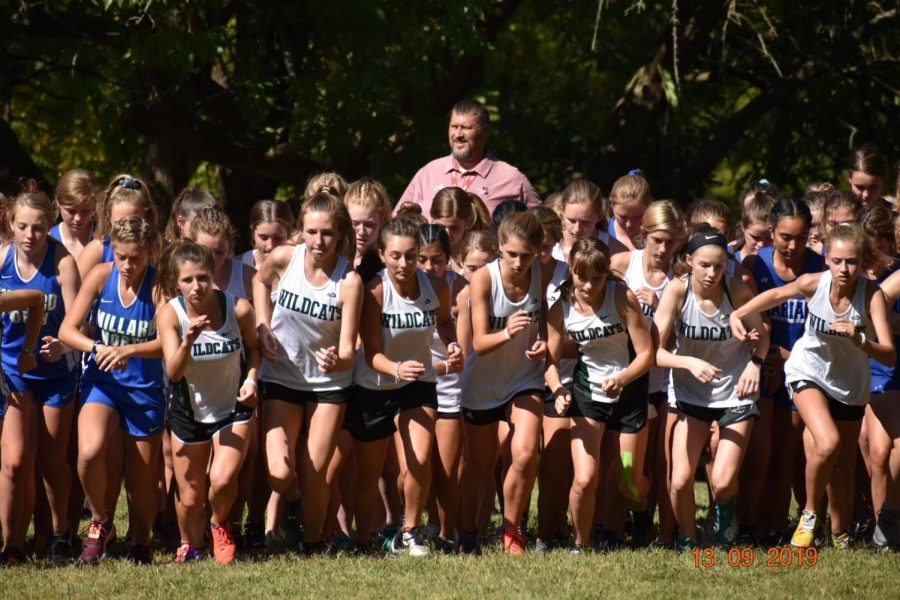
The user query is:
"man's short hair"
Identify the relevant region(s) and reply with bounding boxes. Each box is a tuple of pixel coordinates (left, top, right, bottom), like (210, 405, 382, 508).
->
(451, 99, 490, 131)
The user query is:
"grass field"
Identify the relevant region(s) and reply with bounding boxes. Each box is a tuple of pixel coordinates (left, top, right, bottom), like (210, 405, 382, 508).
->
(2, 485, 898, 599)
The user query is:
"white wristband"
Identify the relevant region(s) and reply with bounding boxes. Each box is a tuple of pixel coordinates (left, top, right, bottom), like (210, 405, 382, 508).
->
(503, 328, 512, 340)
(394, 361, 402, 383)
(440, 360, 449, 375)
(242, 378, 257, 388)
(857, 332, 867, 347)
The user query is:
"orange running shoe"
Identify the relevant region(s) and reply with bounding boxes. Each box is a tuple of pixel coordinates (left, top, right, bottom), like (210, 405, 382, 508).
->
(211, 523, 236, 564)
(502, 527, 527, 556)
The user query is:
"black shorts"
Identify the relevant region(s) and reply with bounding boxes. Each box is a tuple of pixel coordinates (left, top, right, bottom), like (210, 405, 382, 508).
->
(648, 391, 666, 408)
(259, 380, 349, 405)
(789, 380, 866, 421)
(437, 409, 461, 420)
(462, 388, 544, 426)
(170, 402, 254, 444)
(675, 400, 759, 427)
(347, 381, 438, 442)
(569, 390, 648, 434)
(543, 385, 573, 419)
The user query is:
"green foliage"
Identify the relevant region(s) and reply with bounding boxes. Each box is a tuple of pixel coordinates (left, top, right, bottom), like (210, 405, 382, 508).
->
(2, 0, 899, 212)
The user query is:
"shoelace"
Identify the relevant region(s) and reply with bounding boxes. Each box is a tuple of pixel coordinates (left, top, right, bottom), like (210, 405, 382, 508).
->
(87, 521, 106, 539)
(175, 545, 191, 562)
(214, 526, 233, 549)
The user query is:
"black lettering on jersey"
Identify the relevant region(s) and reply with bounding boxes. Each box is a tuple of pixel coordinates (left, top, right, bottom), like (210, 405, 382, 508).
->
(568, 321, 625, 342)
(381, 309, 437, 330)
(192, 337, 242, 357)
(278, 289, 341, 321)
(678, 321, 732, 341)
(808, 311, 865, 337)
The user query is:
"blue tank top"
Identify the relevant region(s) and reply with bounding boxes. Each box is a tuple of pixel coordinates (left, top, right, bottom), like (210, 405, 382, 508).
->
(50, 222, 96, 245)
(82, 264, 163, 389)
(607, 217, 617, 239)
(0, 240, 77, 379)
(752, 245, 825, 351)
(871, 260, 900, 393)
(101, 236, 115, 263)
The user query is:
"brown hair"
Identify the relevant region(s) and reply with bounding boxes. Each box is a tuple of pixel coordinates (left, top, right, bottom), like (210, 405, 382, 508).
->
(497, 211, 544, 248)
(157, 239, 215, 302)
(344, 178, 392, 225)
(733, 193, 775, 253)
(560, 179, 606, 221)
(860, 205, 896, 258)
(394, 202, 428, 226)
(249, 199, 294, 241)
(848, 143, 888, 179)
(110, 215, 162, 261)
(825, 221, 891, 273)
(300, 191, 357, 262)
(527, 205, 563, 244)
(687, 198, 731, 231)
(378, 217, 421, 251)
(460, 229, 499, 261)
(825, 190, 862, 223)
(96, 174, 160, 239)
(672, 222, 729, 277)
(164, 187, 219, 241)
(55, 169, 97, 209)
(542, 192, 563, 218)
(189, 207, 237, 253)
(430, 187, 490, 231)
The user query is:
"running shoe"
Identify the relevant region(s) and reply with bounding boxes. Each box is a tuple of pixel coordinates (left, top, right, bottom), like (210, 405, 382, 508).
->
(591, 528, 622, 553)
(331, 532, 355, 554)
(790, 510, 817, 548)
(125, 542, 153, 565)
(243, 522, 266, 551)
(388, 528, 404, 554)
(80, 519, 112, 564)
(435, 537, 455, 555)
(400, 528, 430, 557)
(420, 522, 440, 542)
(502, 527, 527, 556)
(569, 545, 584, 554)
(30, 533, 50, 558)
(211, 522, 236, 564)
(264, 529, 284, 554)
(715, 499, 739, 546)
(631, 509, 653, 548)
(533, 538, 552, 553)
(173, 544, 204, 564)
(0, 547, 25, 567)
(675, 535, 696, 553)
(282, 501, 303, 551)
(379, 525, 399, 553)
(735, 525, 759, 547)
(831, 530, 851, 550)
(873, 508, 899, 549)
(300, 539, 330, 557)
(457, 530, 480, 555)
(49, 533, 73, 566)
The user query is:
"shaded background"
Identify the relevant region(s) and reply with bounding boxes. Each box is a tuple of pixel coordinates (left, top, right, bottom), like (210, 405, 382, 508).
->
(2, 0, 899, 247)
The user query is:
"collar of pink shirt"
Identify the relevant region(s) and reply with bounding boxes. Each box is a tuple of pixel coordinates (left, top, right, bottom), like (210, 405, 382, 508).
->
(443, 154, 494, 178)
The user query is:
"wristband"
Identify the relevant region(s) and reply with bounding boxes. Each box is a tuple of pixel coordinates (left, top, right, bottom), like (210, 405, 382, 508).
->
(553, 385, 568, 398)
(394, 361, 402, 383)
(440, 360, 449, 375)
(92, 340, 102, 355)
(19, 347, 35, 357)
(856, 332, 867, 347)
(503, 328, 512, 340)
(242, 378, 258, 388)
(750, 355, 764, 368)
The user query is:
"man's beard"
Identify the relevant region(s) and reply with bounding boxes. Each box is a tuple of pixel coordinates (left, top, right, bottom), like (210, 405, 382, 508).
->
(451, 144, 473, 162)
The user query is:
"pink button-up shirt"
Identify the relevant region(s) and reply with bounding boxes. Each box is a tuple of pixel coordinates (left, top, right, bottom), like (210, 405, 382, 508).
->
(396, 154, 540, 216)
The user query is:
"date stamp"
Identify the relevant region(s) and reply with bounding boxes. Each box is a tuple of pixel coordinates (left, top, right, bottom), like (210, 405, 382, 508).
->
(693, 547, 819, 568)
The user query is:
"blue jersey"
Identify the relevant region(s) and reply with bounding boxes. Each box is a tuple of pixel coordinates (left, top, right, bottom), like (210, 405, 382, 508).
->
(0, 240, 77, 379)
(100, 236, 114, 263)
(607, 217, 617, 239)
(752, 245, 825, 351)
(82, 264, 163, 389)
(872, 261, 900, 394)
(50, 222, 97, 246)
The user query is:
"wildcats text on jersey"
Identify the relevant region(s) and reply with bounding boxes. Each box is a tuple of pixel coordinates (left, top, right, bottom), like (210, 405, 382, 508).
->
(277, 289, 341, 321)
(568, 321, 625, 342)
(807, 311, 865, 337)
(678, 321, 732, 341)
(381, 309, 438, 330)
(192, 337, 241, 358)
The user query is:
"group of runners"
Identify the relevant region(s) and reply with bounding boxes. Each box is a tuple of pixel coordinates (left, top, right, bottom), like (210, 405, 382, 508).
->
(0, 100, 899, 567)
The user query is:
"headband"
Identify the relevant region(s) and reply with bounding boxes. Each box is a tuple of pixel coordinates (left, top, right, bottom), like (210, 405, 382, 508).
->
(688, 227, 727, 253)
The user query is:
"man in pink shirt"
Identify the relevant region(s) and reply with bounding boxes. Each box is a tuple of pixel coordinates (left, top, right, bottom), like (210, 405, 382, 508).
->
(396, 99, 541, 216)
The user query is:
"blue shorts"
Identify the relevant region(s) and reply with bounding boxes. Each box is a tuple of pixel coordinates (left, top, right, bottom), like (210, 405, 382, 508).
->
(82, 383, 166, 437)
(3, 369, 78, 409)
(871, 375, 900, 395)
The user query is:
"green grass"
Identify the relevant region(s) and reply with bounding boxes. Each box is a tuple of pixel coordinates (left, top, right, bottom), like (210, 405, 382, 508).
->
(2, 484, 899, 599)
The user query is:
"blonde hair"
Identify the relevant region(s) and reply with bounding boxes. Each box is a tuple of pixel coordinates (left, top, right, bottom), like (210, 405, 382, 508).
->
(305, 172, 348, 201)
(609, 173, 651, 208)
(542, 192, 563, 218)
(528, 205, 563, 244)
(300, 191, 357, 262)
(825, 222, 890, 273)
(561, 179, 605, 218)
(642, 200, 686, 237)
(55, 169, 97, 209)
(96, 174, 160, 239)
(10, 191, 58, 227)
(344, 178, 392, 225)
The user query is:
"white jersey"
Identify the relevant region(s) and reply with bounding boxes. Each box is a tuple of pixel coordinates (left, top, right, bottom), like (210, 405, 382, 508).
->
(355, 269, 439, 390)
(624, 250, 671, 393)
(668, 276, 756, 408)
(169, 293, 243, 423)
(461, 259, 543, 410)
(260, 244, 351, 391)
(566, 281, 631, 404)
(551, 231, 611, 263)
(432, 270, 461, 413)
(224, 258, 249, 299)
(784, 270, 873, 406)
(547, 259, 575, 385)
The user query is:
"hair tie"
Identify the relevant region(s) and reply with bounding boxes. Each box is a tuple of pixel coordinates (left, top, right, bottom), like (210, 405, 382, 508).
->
(627, 169, 643, 177)
(116, 176, 140, 190)
(688, 225, 728, 253)
(757, 178, 770, 185)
